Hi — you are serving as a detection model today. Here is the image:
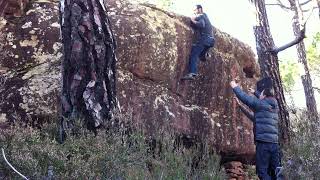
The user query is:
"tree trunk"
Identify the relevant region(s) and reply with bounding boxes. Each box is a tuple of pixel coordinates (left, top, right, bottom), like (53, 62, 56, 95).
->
(251, 0, 290, 144)
(288, 0, 319, 124)
(59, 0, 118, 137)
(317, 0, 320, 19)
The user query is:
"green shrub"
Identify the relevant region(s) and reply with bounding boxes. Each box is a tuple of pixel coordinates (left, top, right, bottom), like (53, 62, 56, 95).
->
(283, 110, 320, 180)
(0, 120, 226, 179)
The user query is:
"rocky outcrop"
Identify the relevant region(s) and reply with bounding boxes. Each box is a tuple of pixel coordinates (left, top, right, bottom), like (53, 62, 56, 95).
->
(0, 0, 259, 162)
(224, 161, 259, 180)
(0, 1, 61, 126)
(224, 161, 246, 180)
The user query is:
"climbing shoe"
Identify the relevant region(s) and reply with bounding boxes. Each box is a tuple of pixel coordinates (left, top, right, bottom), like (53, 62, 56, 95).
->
(181, 73, 197, 80)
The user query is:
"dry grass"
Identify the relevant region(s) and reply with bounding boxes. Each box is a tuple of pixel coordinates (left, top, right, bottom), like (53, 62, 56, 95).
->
(0, 117, 226, 179)
(283, 110, 320, 180)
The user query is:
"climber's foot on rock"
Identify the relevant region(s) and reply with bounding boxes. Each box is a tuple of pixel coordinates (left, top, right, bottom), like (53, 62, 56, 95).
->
(181, 73, 197, 80)
(199, 56, 206, 62)
(200, 52, 210, 62)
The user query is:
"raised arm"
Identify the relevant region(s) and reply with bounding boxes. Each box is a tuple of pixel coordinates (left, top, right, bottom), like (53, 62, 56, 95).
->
(239, 103, 255, 122)
(234, 97, 255, 121)
(191, 15, 205, 28)
(230, 81, 260, 110)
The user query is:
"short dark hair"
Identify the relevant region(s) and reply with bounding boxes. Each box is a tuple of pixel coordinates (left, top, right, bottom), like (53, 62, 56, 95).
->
(263, 88, 274, 97)
(196, 5, 202, 10)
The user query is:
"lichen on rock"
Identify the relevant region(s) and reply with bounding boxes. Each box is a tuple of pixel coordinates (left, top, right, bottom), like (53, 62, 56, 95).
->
(0, 1, 61, 124)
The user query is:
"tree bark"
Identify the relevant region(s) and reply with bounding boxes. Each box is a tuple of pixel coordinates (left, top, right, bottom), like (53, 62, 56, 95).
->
(59, 0, 118, 138)
(251, 0, 290, 144)
(317, 0, 320, 19)
(288, 0, 319, 123)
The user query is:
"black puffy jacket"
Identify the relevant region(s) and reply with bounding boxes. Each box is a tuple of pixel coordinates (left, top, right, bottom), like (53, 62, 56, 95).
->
(233, 87, 279, 144)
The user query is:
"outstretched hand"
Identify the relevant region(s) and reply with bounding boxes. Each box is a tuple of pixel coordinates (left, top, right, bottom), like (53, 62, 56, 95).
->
(249, 87, 255, 94)
(230, 81, 238, 88)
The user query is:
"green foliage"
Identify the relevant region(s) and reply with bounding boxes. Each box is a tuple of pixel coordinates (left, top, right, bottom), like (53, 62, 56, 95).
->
(0, 122, 226, 179)
(279, 59, 299, 92)
(307, 32, 320, 77)
(283, 111, 320, 179)
(243, 164, 258, 179)
(279, 32, 320, 93)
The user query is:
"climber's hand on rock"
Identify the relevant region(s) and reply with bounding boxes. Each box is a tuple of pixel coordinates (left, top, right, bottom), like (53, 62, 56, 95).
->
(249, 87, 255, 94)
(230, 81, 238, 88)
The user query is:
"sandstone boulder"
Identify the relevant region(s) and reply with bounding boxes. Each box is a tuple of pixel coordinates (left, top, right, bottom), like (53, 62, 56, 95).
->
(0, 0, 30, 17)
(0, 0, 259, 162)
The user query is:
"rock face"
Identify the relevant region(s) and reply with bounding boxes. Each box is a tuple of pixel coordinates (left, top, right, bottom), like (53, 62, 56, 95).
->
(0, 0, 29, 17)
(224, 161, 246, 180)
(0, 0, 259, 162)
(0, 1, 61, 126)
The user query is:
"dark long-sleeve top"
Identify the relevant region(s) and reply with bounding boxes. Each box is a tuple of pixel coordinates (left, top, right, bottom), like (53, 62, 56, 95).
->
(192, 13, 213, 37)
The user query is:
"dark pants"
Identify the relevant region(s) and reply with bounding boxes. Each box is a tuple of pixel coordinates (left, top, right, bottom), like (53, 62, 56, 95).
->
(189, 42, 207, 74)
(256, 141, 280, 180)
(188, 35, 214, 74)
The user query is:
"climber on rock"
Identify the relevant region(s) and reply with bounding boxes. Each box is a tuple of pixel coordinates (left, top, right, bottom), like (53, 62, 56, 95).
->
(182, 4, 215, 80)
(230, 80, 281, 180)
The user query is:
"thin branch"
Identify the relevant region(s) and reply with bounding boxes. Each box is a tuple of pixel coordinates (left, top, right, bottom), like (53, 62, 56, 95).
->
(313, 87, 320, 93)
(277, 0, 292, 8)
(299, 0, 312, 6)
(267, 0, 317, 12)
(266, 3, 291, 10)
(2, 148, 29, 180)
(302, 6, 319, 12)
(267, 25, 306, 54)
(276, 0, 289, 5)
